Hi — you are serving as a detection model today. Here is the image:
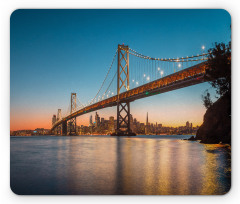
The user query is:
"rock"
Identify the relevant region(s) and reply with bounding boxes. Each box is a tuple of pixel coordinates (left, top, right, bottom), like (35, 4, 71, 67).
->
(188, 136, 196, 141)
(196, 93, 231, 144)
(182, 136, 196, 141)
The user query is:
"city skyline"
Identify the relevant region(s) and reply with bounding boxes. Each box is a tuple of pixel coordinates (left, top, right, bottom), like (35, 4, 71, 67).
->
(80, 111, 197, 128)
(11, 110, 198, 136)
(10, 9, 231, 131)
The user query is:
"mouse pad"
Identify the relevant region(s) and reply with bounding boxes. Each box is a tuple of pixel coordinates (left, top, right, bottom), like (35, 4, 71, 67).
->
(10, 9, 231, 195)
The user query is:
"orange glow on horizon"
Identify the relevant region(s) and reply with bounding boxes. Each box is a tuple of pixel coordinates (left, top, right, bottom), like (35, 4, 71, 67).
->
(10, 104, 205, 131)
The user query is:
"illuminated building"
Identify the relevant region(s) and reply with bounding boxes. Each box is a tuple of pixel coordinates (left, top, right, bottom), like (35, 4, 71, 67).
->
(108, 116, 115, 133)
(52, 114, 57, 126)
(145, 112, 149, 135)
(89, 115, 93, 126)
(95, 112, 100, 127)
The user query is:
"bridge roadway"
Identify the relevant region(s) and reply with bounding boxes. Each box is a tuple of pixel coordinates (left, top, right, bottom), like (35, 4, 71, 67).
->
(51, 61, 208, 131)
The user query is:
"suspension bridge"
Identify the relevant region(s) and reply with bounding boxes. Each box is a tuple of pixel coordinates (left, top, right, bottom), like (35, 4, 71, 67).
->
(51, 44, 209, 136)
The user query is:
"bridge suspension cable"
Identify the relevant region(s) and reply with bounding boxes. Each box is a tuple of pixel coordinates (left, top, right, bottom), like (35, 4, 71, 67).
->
(128, 47, 209, 62)
(76, 96, 84, 109)
(125, 46, 209, 90)
(90, 50, 118, 104)
(100, 71, 117, 100)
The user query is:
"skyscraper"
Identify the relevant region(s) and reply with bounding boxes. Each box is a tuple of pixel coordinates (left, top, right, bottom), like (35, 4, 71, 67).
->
(145, 112, 149, 135)
(186, 121, 190, 133)
(146, 112, 148, 126)
(52, 115, 56, 126)
(108, 116, 114, 132)
(95, 112, 100, 127)
(130, 114, 133, 128)
(101, 118, 104, 124)
(57, 109, 62, 121)
(89, 115, 93, 126)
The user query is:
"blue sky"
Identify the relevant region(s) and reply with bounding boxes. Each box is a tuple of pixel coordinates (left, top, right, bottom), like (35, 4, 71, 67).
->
(10, 9, 231, 130)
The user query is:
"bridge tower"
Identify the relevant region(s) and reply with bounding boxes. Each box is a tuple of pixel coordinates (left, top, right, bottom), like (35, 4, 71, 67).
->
(56, 109, 62, 135)
(68, 93, 77, 135)
(115, 44, 135, 136)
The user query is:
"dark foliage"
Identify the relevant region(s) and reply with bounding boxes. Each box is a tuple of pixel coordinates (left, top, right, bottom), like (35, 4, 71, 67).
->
(197, 42, 231, 144)
(202, 91, 213, 109)
(205, 42, 231, 97)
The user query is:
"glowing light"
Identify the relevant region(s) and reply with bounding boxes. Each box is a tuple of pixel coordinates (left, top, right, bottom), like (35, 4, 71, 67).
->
(136, 82, 139, 85)
(202, 45, 205, 50)
(132, 79, 134, 82)
(112, 92, 114, 95)
(178, 63, 181, 68)
(143, 74, 146, 77)
(160, 70, 164, 76)
(147, 76, 150, 81)
(158, 67, 160, 71)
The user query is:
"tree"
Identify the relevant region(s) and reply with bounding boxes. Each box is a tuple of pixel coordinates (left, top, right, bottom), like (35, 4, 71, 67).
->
(205, 42, 231, 97)
(202, 91, 213, 109)
(201, 42, 231, 109)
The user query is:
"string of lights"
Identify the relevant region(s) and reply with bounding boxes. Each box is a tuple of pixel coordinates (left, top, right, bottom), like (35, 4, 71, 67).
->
(128, 47, 209, 62)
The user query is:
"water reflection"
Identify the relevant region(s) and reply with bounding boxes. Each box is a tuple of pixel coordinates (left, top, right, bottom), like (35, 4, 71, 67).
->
(10, 136, 231, 195)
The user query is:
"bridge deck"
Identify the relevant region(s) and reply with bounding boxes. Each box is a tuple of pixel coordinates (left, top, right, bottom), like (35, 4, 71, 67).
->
(51, 62, 208, 130)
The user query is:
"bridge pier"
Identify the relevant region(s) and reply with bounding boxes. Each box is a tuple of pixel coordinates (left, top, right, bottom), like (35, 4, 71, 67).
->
(62, 121, 67, 135)
(69, 118, 77, 135)
(56, 125, 62, 135)
(114, 101, 135, 136)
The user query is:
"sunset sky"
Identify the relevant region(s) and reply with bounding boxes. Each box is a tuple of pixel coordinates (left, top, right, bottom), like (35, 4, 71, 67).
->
(10, 9, 231, 131)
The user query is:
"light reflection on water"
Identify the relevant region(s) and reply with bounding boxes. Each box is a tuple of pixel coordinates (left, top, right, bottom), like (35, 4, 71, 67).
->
(10, 135, 231, 195)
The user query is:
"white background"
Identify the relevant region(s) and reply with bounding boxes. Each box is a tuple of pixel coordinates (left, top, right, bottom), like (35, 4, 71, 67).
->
(0, 0, 239, 203)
